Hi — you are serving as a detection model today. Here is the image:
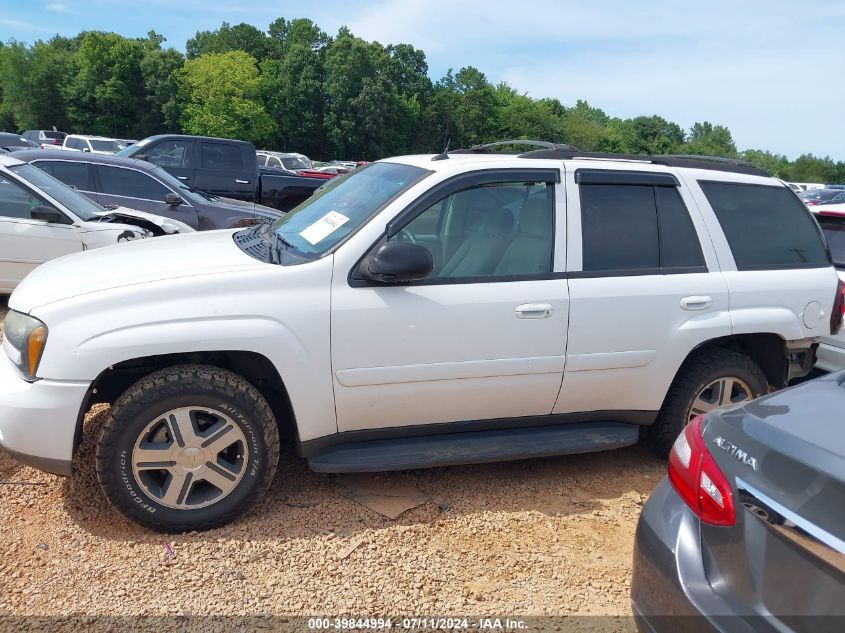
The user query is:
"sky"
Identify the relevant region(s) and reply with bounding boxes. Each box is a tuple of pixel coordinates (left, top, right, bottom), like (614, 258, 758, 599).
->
(1, 0, 843, 160)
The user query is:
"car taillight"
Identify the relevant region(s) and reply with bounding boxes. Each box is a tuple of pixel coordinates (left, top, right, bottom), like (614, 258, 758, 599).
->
(667, 415, 735, 526)
(806, 200, 819, 205)
(832, 279, 845, 336)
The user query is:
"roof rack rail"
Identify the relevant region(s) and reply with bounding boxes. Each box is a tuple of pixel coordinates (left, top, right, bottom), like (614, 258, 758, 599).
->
(452, 140, 578, 153)
(515, 148, 770, 177)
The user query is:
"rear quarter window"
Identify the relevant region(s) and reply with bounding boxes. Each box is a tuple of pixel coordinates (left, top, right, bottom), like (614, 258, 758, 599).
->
(700, 181, 829, 270)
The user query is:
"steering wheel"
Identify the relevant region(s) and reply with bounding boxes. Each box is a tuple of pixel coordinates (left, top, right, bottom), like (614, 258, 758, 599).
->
(395, 228, 418, 244)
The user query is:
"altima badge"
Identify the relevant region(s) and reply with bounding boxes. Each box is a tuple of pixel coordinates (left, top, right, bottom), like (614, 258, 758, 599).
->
(714, 436, 759, 470)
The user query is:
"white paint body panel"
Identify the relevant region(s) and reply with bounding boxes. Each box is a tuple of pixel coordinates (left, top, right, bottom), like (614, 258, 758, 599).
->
(0, 152, 840, 468)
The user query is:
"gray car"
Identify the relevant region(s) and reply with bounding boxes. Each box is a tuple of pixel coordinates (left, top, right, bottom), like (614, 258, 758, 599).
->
(631, 371, 845, 632)
(11, 150, 283, 231)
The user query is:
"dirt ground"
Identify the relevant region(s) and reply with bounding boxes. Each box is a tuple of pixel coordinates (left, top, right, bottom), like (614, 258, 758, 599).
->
(0, 298, 664, 625)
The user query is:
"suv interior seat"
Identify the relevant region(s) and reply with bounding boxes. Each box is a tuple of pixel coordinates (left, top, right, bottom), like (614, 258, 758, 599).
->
(439, 206, 514, 277)
(493, 197, 553, 275)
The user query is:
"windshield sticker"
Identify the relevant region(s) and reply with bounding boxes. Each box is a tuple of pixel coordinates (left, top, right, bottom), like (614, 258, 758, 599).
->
(299, 210, 350, 245)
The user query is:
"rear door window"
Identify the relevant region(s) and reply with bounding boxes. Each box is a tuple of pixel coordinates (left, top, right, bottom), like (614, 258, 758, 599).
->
(200, 142, 244, 171)
(700, 181, 830, 269)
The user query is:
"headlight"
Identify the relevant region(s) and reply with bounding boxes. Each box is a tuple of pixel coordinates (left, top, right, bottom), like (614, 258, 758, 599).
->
(3, 310, 48, 381)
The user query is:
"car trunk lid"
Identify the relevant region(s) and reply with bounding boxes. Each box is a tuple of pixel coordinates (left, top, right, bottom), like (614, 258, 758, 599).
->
(696, 374, 845, 627)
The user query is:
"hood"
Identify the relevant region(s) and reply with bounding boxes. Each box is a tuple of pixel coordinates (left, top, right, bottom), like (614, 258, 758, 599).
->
(215, 196, 283, 221)
(10, 229, 265, 312)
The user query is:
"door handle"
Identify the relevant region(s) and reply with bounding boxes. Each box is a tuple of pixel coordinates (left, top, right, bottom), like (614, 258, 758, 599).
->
(680, 296, 713, 311)
(235, 179, 251, 184)
(177, 176, 189, 181)
(515, 303, 554, 319)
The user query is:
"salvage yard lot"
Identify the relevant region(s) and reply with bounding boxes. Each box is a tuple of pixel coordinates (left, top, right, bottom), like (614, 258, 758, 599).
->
(0, 298, 662, 622)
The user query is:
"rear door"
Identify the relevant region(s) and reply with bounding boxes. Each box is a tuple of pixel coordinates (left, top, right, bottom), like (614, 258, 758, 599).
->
(142, 138, 196, 185)
(555, 167, 731, 417)
(193, 141, 255, 201)
(0, 171, 82, 291)
(93, 164, 199, 229)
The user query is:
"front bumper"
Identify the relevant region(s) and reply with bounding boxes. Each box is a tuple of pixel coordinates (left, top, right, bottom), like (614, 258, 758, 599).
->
(0, 352, 90, 476)
(631, 479, 759, 633)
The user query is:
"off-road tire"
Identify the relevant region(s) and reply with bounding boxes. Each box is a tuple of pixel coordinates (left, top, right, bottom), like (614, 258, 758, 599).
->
(647, 349, 768, 458)
(96, 365, 280, 533)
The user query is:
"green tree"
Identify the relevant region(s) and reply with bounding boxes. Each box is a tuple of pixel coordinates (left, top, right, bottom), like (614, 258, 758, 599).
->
(186, 22, 270, 62)
(63, 31, 148, 137)
(683, 121, 737, 157)
(177, 51, 275, 143)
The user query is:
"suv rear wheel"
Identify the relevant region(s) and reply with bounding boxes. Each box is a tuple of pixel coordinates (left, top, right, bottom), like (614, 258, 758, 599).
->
(96, 365, 280, 532)
(648, 349, 768, 457)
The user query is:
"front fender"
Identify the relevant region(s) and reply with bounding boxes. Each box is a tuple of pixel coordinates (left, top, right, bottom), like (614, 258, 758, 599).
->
(31, 260, 338, 442)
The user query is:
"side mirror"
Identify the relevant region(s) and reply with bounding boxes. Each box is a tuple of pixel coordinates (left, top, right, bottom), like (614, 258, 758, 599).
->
(134, 153, 148, 162)
(81, 147, 90, 153)
(360, 241, 433, 284)
(31, 205, 68, 224)
(164, 193, 183, 206)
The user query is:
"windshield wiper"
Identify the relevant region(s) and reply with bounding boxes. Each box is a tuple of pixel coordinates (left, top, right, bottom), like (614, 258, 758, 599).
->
(182, 185, 217, 202)
(266, 230, 293, 264)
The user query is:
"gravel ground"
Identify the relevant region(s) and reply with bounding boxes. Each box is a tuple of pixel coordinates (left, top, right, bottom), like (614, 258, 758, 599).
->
(0, 296, 664, 625)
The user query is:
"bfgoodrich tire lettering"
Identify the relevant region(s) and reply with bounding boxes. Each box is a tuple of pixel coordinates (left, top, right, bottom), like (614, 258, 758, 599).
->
(647, 349, 768, 458)
(96, 365, 280, 532)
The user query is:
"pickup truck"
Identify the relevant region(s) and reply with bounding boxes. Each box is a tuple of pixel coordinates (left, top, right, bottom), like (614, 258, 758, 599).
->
(116, 135, 324, 212)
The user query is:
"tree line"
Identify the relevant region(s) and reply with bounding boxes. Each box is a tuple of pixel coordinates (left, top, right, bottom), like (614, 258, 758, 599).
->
(1, 17, 843, 183)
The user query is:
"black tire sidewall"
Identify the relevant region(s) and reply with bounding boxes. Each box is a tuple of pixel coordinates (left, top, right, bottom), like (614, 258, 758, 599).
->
(102, 390, 269, 531)
(649, 351, 768, 457)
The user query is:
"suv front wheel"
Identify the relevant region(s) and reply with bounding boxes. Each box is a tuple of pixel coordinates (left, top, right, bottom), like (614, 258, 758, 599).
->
(96, 365, 280, 532)
(648, 349, 768, 457)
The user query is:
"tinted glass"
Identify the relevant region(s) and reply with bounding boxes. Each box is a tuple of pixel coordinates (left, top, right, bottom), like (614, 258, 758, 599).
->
(147, 140, 193, 168)
(700, 182, 829, 269)
(580, 184, 659, 271)
(270, 162, 427, 256)
(97, 166, 170, 200)
(396, 181, 554, 279)
(90, 139, 120, 152)
(35, 160, 90, 191)
(817, 215, 845, 268)
(8, 163, 103, 220)
(200, 142, 244, 171)
(43, 131, 65, 140)
(281, 156, 310, 170)
(256, 155, 267, 166)
(656, 187, 705, 268)
(0, 173, 43, 219)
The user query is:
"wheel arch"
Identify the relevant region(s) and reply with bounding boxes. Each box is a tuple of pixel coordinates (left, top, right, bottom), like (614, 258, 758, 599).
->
(75, 350, 296, 454)
(684, 332, 788, 390)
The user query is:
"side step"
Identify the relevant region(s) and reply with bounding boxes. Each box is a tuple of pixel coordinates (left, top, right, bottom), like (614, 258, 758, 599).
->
(308, 422, 640, 473)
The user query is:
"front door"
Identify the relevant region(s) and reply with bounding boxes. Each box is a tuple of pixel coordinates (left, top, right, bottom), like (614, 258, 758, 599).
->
(331, 170, 569, 432)
(0, 174, 82, 291)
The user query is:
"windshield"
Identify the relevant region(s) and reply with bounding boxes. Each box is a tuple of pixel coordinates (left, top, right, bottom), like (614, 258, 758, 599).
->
(281, 156, 310, 170)
(801, 189, 841, 200)
(818, 215, 845, 268)
(91, 139, 120, 152)
(270, 162, 428, 256)
(115, 137, 152, 158)
(9, 163, 105, 221)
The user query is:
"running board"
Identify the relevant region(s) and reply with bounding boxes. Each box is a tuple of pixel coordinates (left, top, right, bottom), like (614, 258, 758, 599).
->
(307, 422, 640, 473)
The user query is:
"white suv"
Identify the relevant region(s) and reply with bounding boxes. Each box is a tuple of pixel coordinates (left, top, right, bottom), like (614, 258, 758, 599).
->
(1, 142, 841, 532)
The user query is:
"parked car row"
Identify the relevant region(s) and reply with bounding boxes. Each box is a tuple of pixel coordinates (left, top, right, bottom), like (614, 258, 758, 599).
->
(0, 152, 194, 293)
